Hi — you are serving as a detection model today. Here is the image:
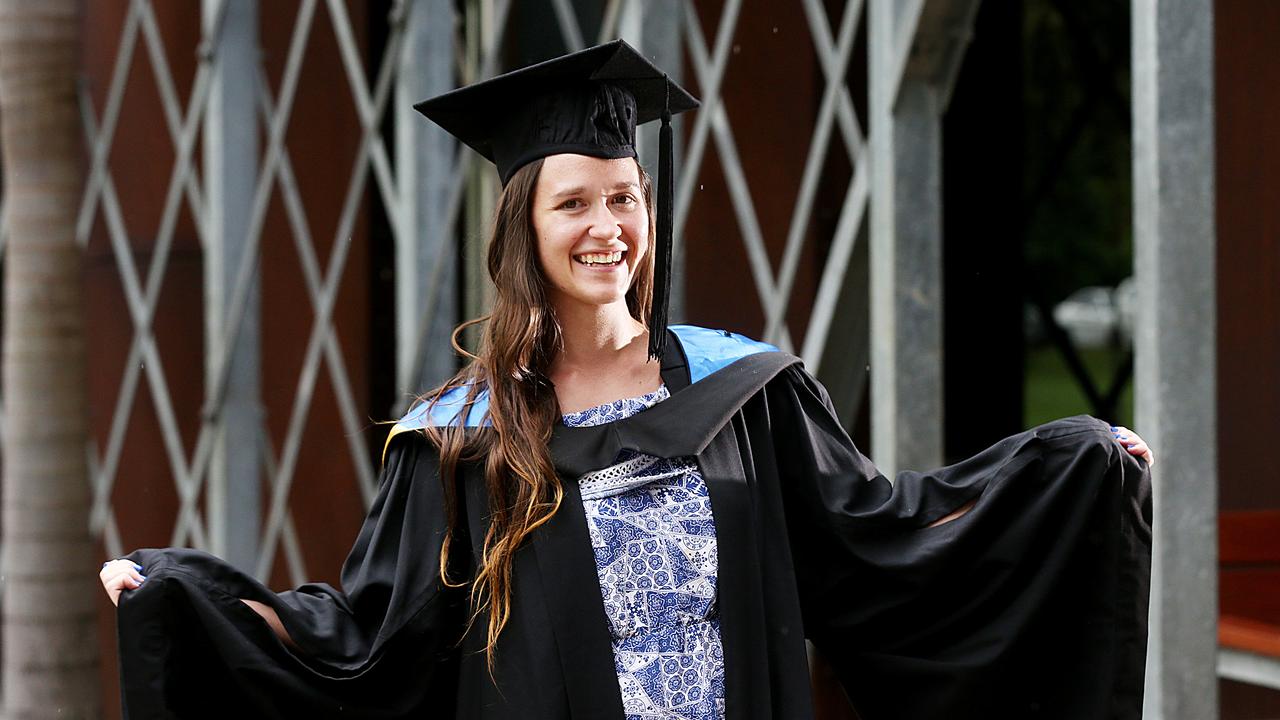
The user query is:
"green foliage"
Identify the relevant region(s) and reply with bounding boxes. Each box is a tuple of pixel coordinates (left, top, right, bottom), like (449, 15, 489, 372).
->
(1022, 0, 1133, 305)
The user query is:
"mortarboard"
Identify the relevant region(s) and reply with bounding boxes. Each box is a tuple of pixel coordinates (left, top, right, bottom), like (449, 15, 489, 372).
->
(413, 39, 699, 361)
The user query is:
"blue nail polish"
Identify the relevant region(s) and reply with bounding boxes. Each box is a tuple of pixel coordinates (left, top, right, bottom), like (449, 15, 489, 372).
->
(1110, 426, 1117, 431)
(133, 563, 143, 571)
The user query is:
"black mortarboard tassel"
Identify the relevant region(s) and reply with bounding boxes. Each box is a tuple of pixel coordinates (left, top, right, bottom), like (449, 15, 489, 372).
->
(648, 79, 674, 361)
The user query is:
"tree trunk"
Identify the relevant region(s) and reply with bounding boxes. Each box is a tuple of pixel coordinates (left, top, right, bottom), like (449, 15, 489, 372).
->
(0, 1, 97, 718)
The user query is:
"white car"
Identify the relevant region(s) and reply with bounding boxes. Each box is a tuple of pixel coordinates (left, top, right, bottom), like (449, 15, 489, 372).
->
(1053, 285, 1121, 348)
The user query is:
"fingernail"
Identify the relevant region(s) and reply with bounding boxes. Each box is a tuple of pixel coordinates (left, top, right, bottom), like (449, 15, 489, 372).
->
(133, 563, 143, 571)
(1110, 426, 1117, 431)
(139, 576, 147, 582)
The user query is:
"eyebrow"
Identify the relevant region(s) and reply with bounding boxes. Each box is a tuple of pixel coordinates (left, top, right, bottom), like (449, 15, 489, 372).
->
(551, 181, 640, 199)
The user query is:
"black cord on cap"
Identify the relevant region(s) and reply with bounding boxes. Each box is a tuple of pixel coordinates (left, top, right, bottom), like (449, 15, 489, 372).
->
(648, 76, 674, 361)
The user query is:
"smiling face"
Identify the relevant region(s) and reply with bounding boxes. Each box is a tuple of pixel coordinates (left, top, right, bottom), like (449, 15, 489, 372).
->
(531, 153, 652, 313)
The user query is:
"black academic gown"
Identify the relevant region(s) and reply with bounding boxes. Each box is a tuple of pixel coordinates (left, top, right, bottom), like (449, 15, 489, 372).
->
(117, 325, 1152, 720)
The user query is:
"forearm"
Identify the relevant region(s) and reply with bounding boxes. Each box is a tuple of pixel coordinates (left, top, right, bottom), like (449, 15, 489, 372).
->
(925, 497, 977, 528)
(240, 599, 299, 651)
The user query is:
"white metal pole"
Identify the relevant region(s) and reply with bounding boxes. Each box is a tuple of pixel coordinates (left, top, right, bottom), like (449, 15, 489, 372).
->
(202, 0, 261, 568)
(395, 0, 458, 396)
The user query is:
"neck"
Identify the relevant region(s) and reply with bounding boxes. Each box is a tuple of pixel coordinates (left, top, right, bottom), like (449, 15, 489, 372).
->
(551, 298, 648, 370)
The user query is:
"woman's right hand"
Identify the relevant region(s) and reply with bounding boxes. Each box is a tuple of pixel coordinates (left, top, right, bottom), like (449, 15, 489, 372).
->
(100, 558, 147, 607)
(98, 558, 297, 650)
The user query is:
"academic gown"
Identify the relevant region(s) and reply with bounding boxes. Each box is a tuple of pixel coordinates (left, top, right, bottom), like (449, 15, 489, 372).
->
(116, 324, 1152, 720)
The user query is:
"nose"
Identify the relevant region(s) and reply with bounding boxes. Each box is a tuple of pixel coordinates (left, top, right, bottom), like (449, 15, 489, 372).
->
(586, 199, 621, 240)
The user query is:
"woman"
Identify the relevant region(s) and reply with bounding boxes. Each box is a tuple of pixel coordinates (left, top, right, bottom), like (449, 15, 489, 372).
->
(101, 41, 1154, 720)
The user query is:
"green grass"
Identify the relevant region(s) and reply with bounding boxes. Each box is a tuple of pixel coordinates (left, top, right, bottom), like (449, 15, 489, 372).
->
(1024, 343, 1134, 428)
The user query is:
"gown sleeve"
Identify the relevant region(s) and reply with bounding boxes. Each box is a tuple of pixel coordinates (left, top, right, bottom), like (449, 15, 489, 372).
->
(115, 433, 469, 719)
(766, 363, 1152, 720)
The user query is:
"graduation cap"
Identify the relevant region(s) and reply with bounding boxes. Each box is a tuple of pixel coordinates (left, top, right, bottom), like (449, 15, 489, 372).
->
(413, 39, 699, 361)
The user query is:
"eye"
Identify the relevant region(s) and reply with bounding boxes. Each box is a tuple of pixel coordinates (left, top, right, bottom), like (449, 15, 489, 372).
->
(612, 194, 636, 206)
(557, 198, 582, 210)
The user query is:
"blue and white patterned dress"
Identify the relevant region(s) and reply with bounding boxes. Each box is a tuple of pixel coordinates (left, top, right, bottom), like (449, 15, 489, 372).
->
(562, 384, 727, 720)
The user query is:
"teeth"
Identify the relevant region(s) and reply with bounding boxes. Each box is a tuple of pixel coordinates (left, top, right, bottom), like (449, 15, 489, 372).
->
(575, 250, 623, 265)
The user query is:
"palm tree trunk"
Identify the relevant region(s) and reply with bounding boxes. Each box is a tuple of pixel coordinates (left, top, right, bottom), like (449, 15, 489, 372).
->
(0, 1, 97, 718)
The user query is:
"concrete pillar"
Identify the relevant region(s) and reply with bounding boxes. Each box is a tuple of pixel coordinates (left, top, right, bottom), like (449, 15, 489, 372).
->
(868, 0, 945, 476)
(1133, 1, 1218, 717)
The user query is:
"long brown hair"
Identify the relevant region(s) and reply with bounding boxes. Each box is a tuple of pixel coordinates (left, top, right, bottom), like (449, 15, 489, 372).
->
(419, 156, 655, 673)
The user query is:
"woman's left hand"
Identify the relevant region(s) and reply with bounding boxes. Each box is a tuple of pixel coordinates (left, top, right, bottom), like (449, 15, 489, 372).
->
(1110, 425, 1155, 467)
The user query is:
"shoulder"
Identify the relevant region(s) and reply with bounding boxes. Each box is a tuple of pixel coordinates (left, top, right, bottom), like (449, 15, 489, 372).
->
(668, 324, 782, 384)
(395, 383, 491, 430)
(381, 383, 490, 465)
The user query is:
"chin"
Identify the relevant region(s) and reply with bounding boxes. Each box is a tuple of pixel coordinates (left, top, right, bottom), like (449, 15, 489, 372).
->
(560, 289, 630, 309)
(585, 293, 630, 308)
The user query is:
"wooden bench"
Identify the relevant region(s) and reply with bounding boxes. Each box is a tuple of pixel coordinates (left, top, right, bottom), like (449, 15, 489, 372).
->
(1218, 510, 1280, 689)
